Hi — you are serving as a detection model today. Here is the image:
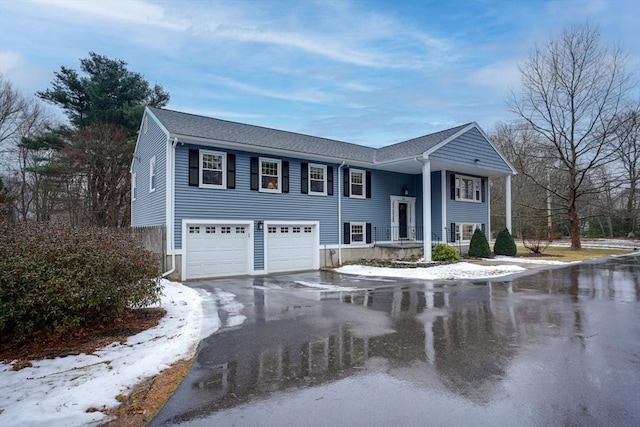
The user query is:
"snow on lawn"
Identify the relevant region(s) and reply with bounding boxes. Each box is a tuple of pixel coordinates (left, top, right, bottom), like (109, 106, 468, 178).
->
(0, 279, 211, 427)
(336, 262, 526, 280)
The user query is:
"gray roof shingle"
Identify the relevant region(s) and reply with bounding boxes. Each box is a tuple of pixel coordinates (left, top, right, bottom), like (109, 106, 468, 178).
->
(149, 107, 473, 164)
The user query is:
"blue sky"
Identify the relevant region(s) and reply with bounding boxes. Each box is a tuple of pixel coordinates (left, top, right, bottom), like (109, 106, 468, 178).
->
(1, 0, 638, 147)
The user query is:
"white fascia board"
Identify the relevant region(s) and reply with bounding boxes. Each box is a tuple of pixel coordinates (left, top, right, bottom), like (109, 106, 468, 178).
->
(131, 107, 170, 172)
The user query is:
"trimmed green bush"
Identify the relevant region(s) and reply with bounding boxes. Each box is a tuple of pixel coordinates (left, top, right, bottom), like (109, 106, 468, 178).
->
(494, 228, 517, 256)
(432, 243, 461, 261)
(468, 228, 491, 258)
(0, 223, 162, 343)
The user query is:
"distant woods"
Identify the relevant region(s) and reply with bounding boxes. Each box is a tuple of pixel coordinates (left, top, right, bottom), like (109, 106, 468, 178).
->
(0, 52, 169, 227)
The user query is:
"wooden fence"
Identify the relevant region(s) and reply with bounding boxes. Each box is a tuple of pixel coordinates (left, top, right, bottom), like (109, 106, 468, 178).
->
(131, 225, 166, 271)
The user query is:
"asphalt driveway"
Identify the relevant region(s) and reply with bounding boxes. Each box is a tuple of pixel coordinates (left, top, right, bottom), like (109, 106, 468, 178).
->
(152, 255, 640, 427)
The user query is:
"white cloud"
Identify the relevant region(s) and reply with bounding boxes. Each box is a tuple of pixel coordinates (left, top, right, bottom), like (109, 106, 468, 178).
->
(207, 74, 339, 105)
(0, 50, 21, 74)
(468, 60, 522, 93)
(32, 0, 184, 31)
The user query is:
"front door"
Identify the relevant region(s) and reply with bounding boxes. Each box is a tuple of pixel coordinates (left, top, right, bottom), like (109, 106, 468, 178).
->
(390, 196, 416, 241)
(399, 203, 408, 238)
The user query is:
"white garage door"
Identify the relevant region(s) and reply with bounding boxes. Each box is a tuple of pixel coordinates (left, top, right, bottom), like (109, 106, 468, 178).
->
(266, 223, 318, 273)
(185, 223, 250, 279)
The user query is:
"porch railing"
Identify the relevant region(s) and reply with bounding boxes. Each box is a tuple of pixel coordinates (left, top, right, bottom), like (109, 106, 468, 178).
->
(373, 226, 442, 245)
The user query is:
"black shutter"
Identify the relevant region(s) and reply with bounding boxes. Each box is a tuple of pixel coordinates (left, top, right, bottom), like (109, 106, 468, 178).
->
(366, 223, 372, 244)
(481, 178, 485, 202)
(450, 223, 456, 242)
(343, 222, 351, 244)
(227, 154, 236, 189)
(282, 161, 289, 193)
(327, 166, 334, 196)
(366, 171, 372, 199)
(481, 223, 486, 234)
(250, 157, 259, 190)
(301, 162, 308, 194)
(450, 173, 456, 200)
(343, 168, 350, 196)
(189, 149, 199, 186)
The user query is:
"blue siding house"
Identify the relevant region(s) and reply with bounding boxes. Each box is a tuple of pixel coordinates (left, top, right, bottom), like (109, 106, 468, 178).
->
(131, 107, 516, 280)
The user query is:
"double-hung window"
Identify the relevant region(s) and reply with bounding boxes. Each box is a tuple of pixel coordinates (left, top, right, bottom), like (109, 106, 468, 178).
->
(350, 222, 365, 244)
(309, 164, 327, 196)
(260, 157, 281, 192)
(350, 169, 365, 199)
(149, 156, 156, 193)
(457, 223, 481, 241)
(455, 174, 481, 202)
(200, 150, 226, 189)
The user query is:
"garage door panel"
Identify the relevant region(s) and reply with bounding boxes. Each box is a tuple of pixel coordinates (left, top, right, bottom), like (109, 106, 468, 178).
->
(266, 224, 317, 273)
(186, 223, 250, 279)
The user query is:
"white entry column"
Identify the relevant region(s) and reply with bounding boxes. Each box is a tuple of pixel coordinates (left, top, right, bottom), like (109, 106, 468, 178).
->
(505, 175, 512, 232)
(422, 159, 432, 261)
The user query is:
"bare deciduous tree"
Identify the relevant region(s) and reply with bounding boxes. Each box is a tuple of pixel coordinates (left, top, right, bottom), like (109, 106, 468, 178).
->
(508, 23, 633, 249)
(613, 104, 640, 235)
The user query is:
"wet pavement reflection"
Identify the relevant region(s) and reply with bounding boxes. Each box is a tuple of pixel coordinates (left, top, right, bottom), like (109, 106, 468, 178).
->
(151, 255, 640, 427)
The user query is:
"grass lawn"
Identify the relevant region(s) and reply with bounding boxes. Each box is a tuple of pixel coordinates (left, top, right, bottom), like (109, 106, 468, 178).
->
(516, 245, 634, 262)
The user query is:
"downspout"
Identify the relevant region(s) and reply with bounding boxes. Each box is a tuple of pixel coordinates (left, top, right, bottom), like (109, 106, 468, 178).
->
(337, 161, 346, 266)
(162, 137, 179, 278)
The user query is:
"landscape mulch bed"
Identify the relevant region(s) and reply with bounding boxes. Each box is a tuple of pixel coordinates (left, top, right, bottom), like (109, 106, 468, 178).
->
(1, 307, 166, 366)
(1, 307, 190, 427)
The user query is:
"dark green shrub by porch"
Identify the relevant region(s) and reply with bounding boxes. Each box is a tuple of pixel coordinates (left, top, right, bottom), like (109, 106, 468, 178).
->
(494, 228, 517, 256)
(432, 243, 461, 261)
(468, 228, 491, 258)
(0, 223, 162, 344)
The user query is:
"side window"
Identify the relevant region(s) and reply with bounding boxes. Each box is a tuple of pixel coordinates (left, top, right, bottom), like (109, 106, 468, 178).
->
(455, 174, 481, 202)
(200, 150, 226, 189)
(457, 223, 481, 241)
(260, 157, 281, 192)
(309, 164, 327, 196)
(349, 169, 365, 199)
(149, 156, 156, 192)
(350, 223, 365, 243)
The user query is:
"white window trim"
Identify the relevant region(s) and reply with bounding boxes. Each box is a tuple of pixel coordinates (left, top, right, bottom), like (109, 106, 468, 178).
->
(455, 174, 481, 203)
(308, 163, 327, 196)
(131, 172, 137, 201)
(350, 222, 366, 245)
(149, 156, 156, 193)
(259, 157, 282, 193)
(456, 223, 482, 242)
(349, 169, 366, 199)
(199, 149, 227, 189)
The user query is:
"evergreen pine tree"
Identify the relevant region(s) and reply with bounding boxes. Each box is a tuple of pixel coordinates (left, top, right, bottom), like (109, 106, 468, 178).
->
(494, 228, 517, 256)
(468, 228, 491, 258)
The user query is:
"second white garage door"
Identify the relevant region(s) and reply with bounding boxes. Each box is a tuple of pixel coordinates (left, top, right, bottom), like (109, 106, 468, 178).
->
(265, 223, 319, 273)
(185, 223, 251, 279)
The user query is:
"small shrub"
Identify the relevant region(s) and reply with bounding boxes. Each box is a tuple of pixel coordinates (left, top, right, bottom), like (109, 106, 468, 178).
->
(0, 223, 162, 344)
(468, 228, 491, 258)
(494, 228, 517, 256)
(432, 243, 461, 262)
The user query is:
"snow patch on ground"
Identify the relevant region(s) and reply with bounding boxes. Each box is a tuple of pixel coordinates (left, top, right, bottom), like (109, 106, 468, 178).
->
(0, 279, 208, 427)
(214, 289, 247, 328)
(336, 262, 526, 280)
